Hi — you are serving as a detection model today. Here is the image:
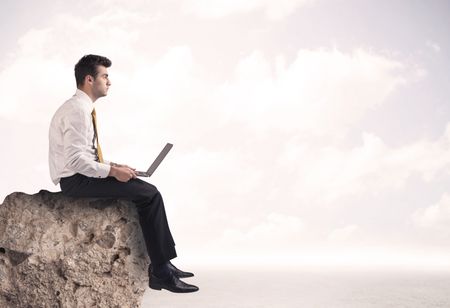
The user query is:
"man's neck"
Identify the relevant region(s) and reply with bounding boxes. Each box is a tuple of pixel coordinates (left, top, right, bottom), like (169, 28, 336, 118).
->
(77, 87, 97, 102)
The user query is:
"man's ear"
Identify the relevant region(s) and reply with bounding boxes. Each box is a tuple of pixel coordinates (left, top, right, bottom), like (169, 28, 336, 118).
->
(86, 75, 94, 84)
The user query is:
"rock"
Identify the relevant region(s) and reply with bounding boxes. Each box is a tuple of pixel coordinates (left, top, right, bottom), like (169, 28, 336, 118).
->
(0, 190, 150, 308)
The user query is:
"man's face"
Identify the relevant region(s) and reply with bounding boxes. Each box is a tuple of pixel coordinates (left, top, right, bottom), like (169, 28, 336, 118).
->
(91, 65, 111, 99)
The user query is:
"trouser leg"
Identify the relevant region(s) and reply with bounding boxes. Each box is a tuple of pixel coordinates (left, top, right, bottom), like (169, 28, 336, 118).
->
(60, 173, 177, 264)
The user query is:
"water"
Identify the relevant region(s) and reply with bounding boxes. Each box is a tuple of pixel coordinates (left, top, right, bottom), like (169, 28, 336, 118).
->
(141, 268, 450, 307)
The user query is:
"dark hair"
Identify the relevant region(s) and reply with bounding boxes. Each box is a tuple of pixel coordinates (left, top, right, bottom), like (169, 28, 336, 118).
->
(74, 54, 112, 87)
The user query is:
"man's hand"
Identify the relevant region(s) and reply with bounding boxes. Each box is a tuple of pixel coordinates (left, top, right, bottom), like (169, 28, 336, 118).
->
(108, 165, 137, 182)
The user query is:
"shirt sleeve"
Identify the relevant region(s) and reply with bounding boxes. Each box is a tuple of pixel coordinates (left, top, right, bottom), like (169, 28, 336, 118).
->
(61, 107, 111, 178)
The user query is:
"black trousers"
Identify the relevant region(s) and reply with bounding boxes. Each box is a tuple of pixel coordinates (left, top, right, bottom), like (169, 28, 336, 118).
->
(60, 173, 177, 265)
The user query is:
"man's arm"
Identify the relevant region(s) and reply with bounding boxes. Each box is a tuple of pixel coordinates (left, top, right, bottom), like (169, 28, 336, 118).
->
(62, 108, 110, 178)
(62, 107, 137, 182)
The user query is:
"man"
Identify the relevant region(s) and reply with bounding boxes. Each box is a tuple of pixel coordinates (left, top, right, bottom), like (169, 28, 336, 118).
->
(48, 54, 198, 293)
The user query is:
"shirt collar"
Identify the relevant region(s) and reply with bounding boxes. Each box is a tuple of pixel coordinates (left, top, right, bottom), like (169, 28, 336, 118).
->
(74, 89, 94, 113)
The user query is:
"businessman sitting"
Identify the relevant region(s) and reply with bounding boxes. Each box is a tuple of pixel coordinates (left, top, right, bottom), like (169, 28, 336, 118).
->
(48, 54, 198, 293)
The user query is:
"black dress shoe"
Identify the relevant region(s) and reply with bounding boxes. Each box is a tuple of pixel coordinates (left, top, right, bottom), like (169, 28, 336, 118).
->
(149, 263, 194, 278)
(149, 273, 199, 293)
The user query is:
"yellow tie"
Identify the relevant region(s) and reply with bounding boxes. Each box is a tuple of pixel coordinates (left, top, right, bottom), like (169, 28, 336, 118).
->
(91, 108, 104, 163)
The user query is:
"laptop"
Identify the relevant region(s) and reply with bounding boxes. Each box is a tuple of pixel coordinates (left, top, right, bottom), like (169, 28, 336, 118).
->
(135, 143, 173, 177)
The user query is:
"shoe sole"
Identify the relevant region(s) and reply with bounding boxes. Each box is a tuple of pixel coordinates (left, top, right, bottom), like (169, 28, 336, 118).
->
(149, 282, 199, 293)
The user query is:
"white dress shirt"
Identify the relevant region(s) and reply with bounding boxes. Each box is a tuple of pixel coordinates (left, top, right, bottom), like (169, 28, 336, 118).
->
(48, 89, 111, 185)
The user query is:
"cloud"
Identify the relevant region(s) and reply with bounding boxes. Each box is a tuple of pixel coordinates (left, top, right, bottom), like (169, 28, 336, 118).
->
(1, 35, 418, 231)
(286, 123, 450, 204)
(213, 48, 406, 137)
(426, 40, 441, 53)
(0, 8, 150, 121)
(1, 4, 445, 265)
(206, 212, 304, 255)
(413, 193, 450, 230)
(328, 225, 359, 242)
(180, 0, 314, 20)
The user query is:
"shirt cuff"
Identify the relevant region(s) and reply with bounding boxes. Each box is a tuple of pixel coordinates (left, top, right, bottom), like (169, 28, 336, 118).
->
(96, 163, 111, 178)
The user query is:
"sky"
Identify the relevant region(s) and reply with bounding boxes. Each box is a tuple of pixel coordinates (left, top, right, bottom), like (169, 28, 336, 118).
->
(1, 0, 450, 270)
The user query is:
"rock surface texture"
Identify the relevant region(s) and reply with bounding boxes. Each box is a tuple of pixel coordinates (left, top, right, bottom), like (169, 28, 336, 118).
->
(0, 190, 149, 308)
